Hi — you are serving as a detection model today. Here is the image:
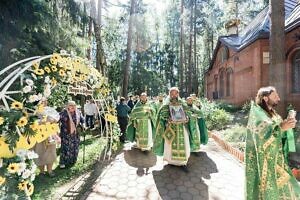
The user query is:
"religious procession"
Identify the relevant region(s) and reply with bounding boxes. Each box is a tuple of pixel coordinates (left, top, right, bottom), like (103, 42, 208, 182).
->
(1, 0, 300, 200)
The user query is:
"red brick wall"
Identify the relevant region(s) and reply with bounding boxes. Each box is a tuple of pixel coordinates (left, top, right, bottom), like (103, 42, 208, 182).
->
(205, 27, 300, 109)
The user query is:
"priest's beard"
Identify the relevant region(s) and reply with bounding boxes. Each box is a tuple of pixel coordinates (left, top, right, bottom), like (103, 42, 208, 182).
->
(170, 97, 178, 103)
(159, 100, 163, 103)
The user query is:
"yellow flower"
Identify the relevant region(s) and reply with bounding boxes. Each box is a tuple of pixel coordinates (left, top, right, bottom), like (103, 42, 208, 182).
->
(0, 176, 6, 186)
(50, 123, 59, 133)
(52, 53, 61, 61)
(18, 181, 28, 191)
(0, 117, 4, 125)
(34, 68, 44, 76)
(50, 58, 57, 65)
(36, 104, 44, 113)
(75, 58, 80, 63)
(59, 69, 66, 77)
(51, 66, 58, 72)
(30, 120, 39, 131)
(7, 163, 19, 174)
(11, 101, 23, 110)
(44, 66, 51, 73)
(32, 62, 39, 70)
(23, 112, 29, 118)
(17, 117, 28, 127)
(25, 182, 34, 196)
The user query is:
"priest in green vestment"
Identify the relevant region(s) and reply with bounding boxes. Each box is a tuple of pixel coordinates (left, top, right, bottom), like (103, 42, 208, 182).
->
(153, 87, 208, 170)
(186, 97, 208, 153)
(245, 86, 300, 200)
(126, 93, 156, 151)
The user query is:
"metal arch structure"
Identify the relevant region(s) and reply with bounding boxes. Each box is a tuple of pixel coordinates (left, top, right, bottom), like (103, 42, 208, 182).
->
(0, 53, 117, 161)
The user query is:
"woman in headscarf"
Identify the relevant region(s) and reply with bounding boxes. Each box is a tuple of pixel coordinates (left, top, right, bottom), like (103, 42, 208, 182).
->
(59, 101, 84, 168)
(34, 99, 60, 177)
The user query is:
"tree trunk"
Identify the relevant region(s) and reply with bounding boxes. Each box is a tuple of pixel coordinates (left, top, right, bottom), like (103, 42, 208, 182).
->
(269, 0, 286, 115)
(187, 1, 193, 95)
(193, 0, 198, 95)
(179, 0, 184, 94)
(122, 0, 135, 98)
(87, 1, 93, 60)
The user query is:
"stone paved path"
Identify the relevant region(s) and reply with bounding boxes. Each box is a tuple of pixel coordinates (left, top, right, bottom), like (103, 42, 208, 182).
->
(82, 139, 244, 200)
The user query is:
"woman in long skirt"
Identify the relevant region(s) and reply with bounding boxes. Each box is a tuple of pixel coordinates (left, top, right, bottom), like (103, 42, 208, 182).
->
(59, 101, 84, 168)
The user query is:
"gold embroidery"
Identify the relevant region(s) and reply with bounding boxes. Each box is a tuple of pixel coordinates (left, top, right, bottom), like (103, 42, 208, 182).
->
(162, 124, 176, 144)
(263, 136, 275, 151)
(276, 165, 290, 188)
(260, 158, 268, 192)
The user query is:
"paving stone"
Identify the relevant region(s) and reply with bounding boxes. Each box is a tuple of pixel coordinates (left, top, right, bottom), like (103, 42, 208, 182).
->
(180, 192, 193, 200)
(84, 140, 244, 200)
(168, 190, 180, 198)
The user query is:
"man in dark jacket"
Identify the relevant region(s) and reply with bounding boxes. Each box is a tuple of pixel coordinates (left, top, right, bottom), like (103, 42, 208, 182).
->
(116, 97, 131, 143)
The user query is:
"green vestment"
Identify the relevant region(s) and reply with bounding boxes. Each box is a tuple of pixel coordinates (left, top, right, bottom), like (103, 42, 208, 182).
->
(186, 104, 209, 152)
(245, 102, 300, 200)
(126, 101, 156, 151)
(153, 98, 208, 166)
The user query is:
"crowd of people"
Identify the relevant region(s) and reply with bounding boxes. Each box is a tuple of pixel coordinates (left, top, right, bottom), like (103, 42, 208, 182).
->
(31, 85, 300, 199)
(116, 87, 209, 171)
(116, 86, 300, 199)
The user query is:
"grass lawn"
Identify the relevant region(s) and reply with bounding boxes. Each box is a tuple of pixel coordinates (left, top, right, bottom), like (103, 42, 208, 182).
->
(32, 134, 110, 199)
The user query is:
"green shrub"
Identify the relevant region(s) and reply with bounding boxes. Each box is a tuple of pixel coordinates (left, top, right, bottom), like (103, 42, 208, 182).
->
(221, 124, 247, 151)
(242, 101, 252, 113)
(201, 99, 233, 130)
(217, 102, 241, 113)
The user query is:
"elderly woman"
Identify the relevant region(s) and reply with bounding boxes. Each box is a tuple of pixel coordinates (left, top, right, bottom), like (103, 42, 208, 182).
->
(34, 99, 60, 177)
(59, 101, 84, 168)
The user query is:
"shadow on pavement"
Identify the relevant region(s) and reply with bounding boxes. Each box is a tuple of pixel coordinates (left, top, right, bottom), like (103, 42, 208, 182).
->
(153, 151, 218, 200)
(124, 148, 157, 177)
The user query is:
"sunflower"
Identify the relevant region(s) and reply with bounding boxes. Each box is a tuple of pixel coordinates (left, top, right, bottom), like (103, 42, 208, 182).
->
(59, 69, 66, 77)
(7, 163, 19, 174)
(44, 66, 51, 73)
(50, 123, 59, 133)
(0, 176, 6, 186)
(50, 58, 58, 65)
(0, 117, 4, 125)
(51, 65, 58, 72)
(32, 62, 39, 70)
(17, 117, 28, 127)
(23, 112, 29, 118)
(11, 101, 23, 110)
(18, 181, 28, 191)
(52, 53, 61, 61)
(25, 182, 34, 196)
(34, 68, 44, 76)
(75, 58, 80, 63)
(30, 120, 39, 131)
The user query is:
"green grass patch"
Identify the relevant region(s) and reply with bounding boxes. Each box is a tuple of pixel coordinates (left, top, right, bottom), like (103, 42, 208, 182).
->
(32, 135, 108, 199)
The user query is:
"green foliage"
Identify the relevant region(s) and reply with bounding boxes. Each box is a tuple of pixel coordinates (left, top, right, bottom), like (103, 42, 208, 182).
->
(217, 102, 241, 113)
(242, 101, 252, 113)
(201, 98, 233, 130)
(47, 84, 70, 110)
(221, 124, 247, 151)
(0, 0, 89, 68)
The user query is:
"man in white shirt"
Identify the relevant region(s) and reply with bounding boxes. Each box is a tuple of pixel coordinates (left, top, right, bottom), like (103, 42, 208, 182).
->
(84, 100, 98, 129)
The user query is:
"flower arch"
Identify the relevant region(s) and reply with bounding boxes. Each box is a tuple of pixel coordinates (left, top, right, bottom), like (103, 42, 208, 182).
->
(0, 52, 118, 197)
(0, 52, 114, 158)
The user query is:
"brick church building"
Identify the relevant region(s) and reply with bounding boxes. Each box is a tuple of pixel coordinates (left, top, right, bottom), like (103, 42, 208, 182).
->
(205, 0, 300, 110)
